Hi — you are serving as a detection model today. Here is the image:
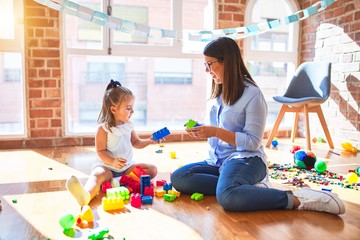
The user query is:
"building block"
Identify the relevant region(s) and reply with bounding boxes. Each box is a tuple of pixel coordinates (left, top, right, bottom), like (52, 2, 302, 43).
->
(129, 171, 140, 182)
(101, 181, 112, 193)
(191, 192, 204, 201)
(163, 182, 172, 193)
(102, 196, 124, 211)
(168, 189, 180, 197)
(144, 186, 154, 197)
(140, 175, 151, 195)
(132, 166, 147, 179)
(131, 193, 142, 208)
(152, 127, 170, 141)
(155, 189, 166, 197)
(141, 195, 153, 204)
(106, 186, 130, 200)
(164, 193, 176, 202)
(120, 175, 140, 193)
(156, 179, 166, 187)
(88, 227, 109, 240)
(184, 119, 200, 128)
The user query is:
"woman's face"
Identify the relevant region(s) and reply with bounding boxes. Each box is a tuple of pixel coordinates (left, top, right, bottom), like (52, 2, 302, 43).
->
(204, 56, 224, 84)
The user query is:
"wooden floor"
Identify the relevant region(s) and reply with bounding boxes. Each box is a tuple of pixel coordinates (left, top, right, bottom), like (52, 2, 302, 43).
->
(0, 139, 359, 240)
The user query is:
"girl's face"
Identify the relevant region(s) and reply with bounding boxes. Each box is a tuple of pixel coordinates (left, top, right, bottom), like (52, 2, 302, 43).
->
(204, 56, 224, 84)
(111, 95, 135, 125)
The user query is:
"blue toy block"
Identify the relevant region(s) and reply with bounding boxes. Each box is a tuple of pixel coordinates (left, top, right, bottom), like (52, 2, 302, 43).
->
(141, 195, 153, 204)
(152, 127, 170, 141)
(163, 182, 172, 193)
(140, 175, 151, 196)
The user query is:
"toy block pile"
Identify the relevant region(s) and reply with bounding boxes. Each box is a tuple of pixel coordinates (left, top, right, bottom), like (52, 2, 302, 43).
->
(101, 166, 155, 210)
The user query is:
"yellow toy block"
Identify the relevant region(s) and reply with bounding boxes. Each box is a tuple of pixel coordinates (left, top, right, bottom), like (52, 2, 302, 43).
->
(154, 189, 166, 197)
(102, 196, 124, 211)
(168, 190, 180, 197)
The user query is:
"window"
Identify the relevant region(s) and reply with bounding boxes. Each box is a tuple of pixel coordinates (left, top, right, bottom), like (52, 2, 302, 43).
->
(0, 0, 25, 137)
(245, 0, 299, 128)
(64, 0, 214, 134)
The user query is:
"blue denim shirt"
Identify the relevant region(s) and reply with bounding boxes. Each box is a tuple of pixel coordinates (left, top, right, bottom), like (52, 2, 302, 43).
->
(205, 82, 268, 172)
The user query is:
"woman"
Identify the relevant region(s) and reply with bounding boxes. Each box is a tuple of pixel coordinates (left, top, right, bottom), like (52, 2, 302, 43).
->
(170, 37, 345, 215)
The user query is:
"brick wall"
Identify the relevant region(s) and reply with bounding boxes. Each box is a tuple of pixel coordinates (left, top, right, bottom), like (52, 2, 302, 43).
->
(0, 0, 358, 149)
(299, 0, 360, 149)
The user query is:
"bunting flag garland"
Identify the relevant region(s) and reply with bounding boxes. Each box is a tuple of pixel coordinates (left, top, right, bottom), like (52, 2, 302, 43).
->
(34, 0, 336, 42)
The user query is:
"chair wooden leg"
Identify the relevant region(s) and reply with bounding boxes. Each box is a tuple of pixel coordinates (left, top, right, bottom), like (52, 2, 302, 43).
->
(315, 105, 334, 149)
(291, 112, 299, 143)
(266, 104, 286, 147)
(303, 104, 311, 150)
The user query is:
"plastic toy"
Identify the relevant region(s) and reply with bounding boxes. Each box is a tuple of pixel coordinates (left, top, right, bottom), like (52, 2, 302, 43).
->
(102, 196, 124, 211)
(290, 145, 301, 154)
(78, 205, 94, 222)
(131, 193, 142, 208)
(341, 142, 359, 153)
(314, 160, 327, 173)
(140, 175, 151, 195)
(107, 186, 130, 200)
(168, 189, 180, 197)
(88, 227, 109, 240)
(271, 137, 278, 147)
(345, 172, 358, 184)
(169, 151, 176, 159)
(120, 175, 140, 193)
(163, 182, 172, 193)
(101, 181, 112, 193)
(164, 193, 176, 202)
(155, 189, 166, 197)
(355, 167, 360, 176)
(156, 179, 166, 187)
(294, 150, 317, 170)
(141, 195, 153, 204)
(59, 213, 75, 230)
(144, 186, 154, 197)
(184, 119, 200, 128)
(152, 127, 171, 141)
(191, 192, 204, 201)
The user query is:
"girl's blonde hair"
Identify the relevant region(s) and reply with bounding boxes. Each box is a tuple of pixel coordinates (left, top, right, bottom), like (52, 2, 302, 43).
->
(97, 80, 133, 129)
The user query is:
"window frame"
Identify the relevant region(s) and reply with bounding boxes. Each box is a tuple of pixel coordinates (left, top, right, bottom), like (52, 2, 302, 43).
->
(0, 0, 26, 139)
(244, 0, 300, 129)
(63, 0, 215, 136)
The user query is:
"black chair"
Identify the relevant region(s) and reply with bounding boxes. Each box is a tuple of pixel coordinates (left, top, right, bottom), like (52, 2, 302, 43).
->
(265, 62, 334, 150)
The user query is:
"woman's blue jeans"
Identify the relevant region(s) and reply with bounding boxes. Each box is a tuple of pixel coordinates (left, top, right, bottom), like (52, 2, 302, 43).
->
(170, 156, 293, 211)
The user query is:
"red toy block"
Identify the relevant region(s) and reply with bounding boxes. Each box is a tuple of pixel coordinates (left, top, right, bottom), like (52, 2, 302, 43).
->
(131, 193, 142, 208)
(132, 166, 147, 179)
(144, 186, 154, 197)
(156, 180, 166, 187)
(101, 181, 112, 193)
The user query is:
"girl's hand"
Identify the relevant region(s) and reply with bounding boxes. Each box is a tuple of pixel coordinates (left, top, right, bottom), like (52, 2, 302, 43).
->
(149, 136, 164, 145)
(112, 158, 127, 169)
(186, 125, 218, 139)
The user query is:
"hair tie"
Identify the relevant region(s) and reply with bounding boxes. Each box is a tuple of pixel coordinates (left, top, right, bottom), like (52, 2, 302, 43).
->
(110, 79, 121, 87)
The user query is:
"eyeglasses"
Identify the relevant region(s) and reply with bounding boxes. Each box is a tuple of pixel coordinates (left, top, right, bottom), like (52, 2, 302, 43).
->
(204, 60, 219, 70)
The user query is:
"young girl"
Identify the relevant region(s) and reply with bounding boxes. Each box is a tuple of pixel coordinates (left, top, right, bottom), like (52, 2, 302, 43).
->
(66, 80, 158, 207)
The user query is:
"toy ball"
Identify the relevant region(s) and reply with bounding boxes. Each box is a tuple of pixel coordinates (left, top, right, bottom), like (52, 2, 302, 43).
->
(294, 150, 317, 170)
(271, 139, 278, 147)
(345, 172, 358, 184)
(314, 160, 327, 173)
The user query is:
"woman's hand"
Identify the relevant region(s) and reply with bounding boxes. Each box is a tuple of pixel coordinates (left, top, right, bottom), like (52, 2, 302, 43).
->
(112, 158, 127, 169)
(186, 125, 218, 139)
